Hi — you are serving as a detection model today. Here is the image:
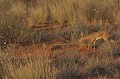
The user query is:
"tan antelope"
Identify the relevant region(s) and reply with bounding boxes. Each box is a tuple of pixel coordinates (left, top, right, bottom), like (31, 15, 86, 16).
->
(79, 31, 114, 52)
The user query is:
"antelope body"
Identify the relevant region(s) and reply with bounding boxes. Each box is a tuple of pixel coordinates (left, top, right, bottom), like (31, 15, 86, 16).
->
(79, 31, 113, 52)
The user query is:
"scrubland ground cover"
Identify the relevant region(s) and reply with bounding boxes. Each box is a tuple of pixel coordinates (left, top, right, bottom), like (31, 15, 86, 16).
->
(0, 0, 120, 79)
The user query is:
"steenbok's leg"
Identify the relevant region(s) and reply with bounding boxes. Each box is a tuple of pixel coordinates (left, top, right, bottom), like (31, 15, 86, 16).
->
(105, 40, 113, 54)
(88, 42, 91, 50)
(93, 40, 96, 52)
(110, 40, 115, 46)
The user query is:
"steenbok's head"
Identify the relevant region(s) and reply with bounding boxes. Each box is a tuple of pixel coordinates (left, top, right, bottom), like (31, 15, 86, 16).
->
(79, 38, 88, 47)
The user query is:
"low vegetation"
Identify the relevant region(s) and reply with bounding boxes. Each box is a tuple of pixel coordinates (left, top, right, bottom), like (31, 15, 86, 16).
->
(0, 0, 120, 79)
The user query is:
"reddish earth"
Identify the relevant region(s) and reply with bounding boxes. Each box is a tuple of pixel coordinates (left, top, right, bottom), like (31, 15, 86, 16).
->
(12, 42, 96, 59)
(13, 45, 52, 58)
(31, 20, 68, 31)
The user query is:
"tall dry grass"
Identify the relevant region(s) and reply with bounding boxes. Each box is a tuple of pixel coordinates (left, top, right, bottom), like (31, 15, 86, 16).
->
(0, 44, 119, 79)
(0, 44, 57, 79)
(1, 0, 120, 26)
(0, 0, 120, 39)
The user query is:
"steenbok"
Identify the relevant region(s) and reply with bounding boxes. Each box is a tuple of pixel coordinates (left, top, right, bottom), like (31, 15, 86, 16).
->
(79, 31, 114, 52)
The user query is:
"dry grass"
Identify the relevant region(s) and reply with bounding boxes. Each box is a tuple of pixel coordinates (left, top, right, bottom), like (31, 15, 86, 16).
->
(0, 0, 120, 79)
(0, 44, 119, 79)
